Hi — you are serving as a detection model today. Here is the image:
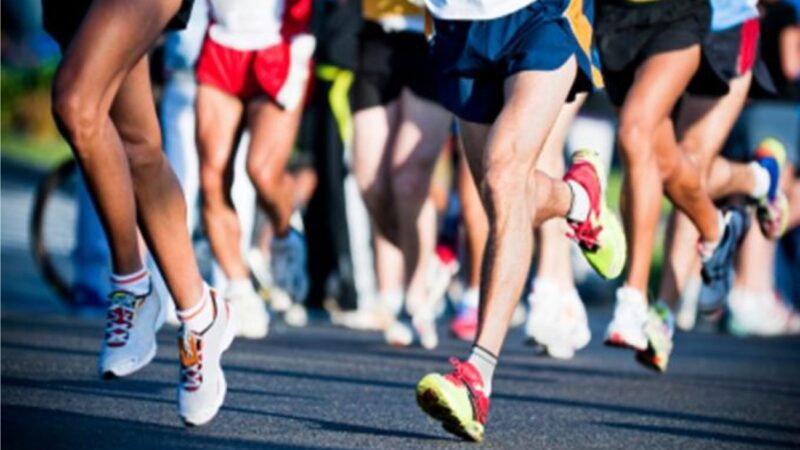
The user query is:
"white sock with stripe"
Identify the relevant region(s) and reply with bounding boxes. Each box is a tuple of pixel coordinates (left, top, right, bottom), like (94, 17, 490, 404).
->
(176, 284, 214, 333)
(110, 267, 150, 297)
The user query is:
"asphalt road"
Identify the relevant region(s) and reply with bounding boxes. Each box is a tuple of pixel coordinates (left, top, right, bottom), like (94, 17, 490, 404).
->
(2, 158, 800, 449)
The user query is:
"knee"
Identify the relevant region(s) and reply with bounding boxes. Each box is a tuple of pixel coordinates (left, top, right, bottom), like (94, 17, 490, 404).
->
(246, 157, 282, 201)
(617, 120, 654, 168)
(392, 158, 434, 204)
(51, 83, 102, 162)
(124, 132, 164, 179)
(482, 144, 527, 212)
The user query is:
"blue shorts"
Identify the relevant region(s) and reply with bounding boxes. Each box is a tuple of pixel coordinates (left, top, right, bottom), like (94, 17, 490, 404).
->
(430, 0, 602, 124)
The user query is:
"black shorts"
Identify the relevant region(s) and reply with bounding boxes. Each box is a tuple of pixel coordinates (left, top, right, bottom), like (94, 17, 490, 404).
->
(595, 0, 711, 106)
(43, 0, 195, 49)
(352, 21, 440, 112)
(687, 19, 776, 97)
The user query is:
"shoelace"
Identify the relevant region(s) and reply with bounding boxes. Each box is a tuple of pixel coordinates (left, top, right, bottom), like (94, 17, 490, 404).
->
(567, 219, 603, 251)
(105, 292, 139, 347)
(445, 358, 488, 423)
(179, 331, 203, 392)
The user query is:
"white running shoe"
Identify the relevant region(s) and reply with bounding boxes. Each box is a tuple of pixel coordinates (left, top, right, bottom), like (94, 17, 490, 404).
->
(226, 284, 269, 339)
(727, 288, 800, 337)
(98, 286, 165, 378)
(178, 290, 236, 426)
(413, 312, 439, 350)
(605, 287, 648, 351)
(546, 289, 591, 359)
(384, 320, 413, 347)
(285, 303, 309, 328)
(246, 247, 272, 297)
(524, 280, 561, 346)
(427, 248, 460, 318)
(270, 229, 310, 304)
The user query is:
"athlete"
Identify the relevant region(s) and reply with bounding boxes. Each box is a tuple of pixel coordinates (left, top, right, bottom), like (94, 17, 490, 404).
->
(659, 0, 789, 342)
(414, 0, 627, 441)
(593, 0, 752, 372)
(195, 0, 315, 339)
(352, 0, 454, 349)
(43, 0, 235, 426)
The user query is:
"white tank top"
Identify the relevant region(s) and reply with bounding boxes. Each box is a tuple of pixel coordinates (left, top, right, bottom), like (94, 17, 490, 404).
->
(424, 0, 536, 20)
(207, 0, 284, 50)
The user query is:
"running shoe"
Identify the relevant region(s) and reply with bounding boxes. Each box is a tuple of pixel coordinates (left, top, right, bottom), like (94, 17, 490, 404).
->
(727, 288, 800, 337)
(524, 280, 560, 347)
(413, 313, 439, 350)
(270, 228, 310, 304)
(699, 207, 750, 311)
(428, 246, 460, 318)
(178, 289, 236, 426)
(605, 287, 648, 351)
(563, 150, 626, 280)
(675, 276, 701, 331)
(226, 283, 269, 339)
(416, 358, 489, 442)
(98, 286, 165, 378)
(285, 303, 309, 327)
(754, 138, 789, 239)
(384, 320, 414, 347)
(547, 289, 592, 360)
(450, 292, 478, 342)
(635, 301, 675, 373)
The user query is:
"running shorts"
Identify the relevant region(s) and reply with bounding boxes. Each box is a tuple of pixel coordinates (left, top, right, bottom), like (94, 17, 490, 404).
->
(429, 0, 601, 124)
(687, 18, 776, 97)
(595, 0, 711, 106)
(195, 35, 314, 111)
(351, 22, 441, 112)
(42, 0, 195, 49)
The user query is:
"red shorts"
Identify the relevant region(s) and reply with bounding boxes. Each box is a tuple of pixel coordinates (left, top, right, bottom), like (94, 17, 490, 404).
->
(196, 36, 313, 110)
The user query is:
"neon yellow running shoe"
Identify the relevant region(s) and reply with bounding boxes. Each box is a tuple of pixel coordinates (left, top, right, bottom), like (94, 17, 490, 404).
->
(635, 301, 675, 373)
(416, 358, 489, 442)
(564, 150, 626, 279)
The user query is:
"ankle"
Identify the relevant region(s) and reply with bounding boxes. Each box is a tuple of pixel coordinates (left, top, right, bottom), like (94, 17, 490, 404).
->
(110, 267, 150, 297)
(177, 284, 214, 333)
(467, 345, 498, 396)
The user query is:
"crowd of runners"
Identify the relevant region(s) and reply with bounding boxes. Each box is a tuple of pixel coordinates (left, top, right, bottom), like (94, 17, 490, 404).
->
(36, 0, 800, 441)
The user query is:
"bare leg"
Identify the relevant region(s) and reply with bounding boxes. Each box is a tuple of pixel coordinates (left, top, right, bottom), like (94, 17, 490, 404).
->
(458, 151, 488, 291)
(196, 85, 247, 280)
(659, 73, 752, 307)
(353, 103, 401, 243)
(390, 90, 452, 314)
(616, 46, 711, 294)
(245, 98, 304, 237)
(535, 95, 585, 289)
(51, 0, 204, 308)
(464, 59, 578, 356)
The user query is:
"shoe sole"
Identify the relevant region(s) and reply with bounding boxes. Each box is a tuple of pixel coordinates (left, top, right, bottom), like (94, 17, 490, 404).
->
(604, 332, 647, 352)
(635, 347, 667, 373)
(101, 340, 157, 379)
(416, 377, 483, 442)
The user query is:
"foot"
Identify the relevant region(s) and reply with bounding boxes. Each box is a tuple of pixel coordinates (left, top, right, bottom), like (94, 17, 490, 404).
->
(524, 280, 561, 348)
(271, 228, 310, 304)
(428, 245, 460, 318)
(564, 150, 626, 279)
(416, 358, 489, 442)
(699, 207, 750, 311)
(727, 288, 800, 337)
(177, 289, 236, 426)
(413, 313, 439, 350)
(98, 287, 165, 378)
(635, 301, 675, 373)
(547, 289, 592, 360)
(284, 303, 309, 327)
(384, 320, 413, 347)
(226, 284, 269, 339)
(675, 276, 702, 331)
(605, 287, 648, 351)
(754, 138, 789, 239)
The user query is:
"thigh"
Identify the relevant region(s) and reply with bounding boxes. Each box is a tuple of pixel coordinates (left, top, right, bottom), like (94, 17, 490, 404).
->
(391, 90, 452, 171)
(620, 45, 702, 131)
(353, 102, 400, 190)
(56, 0, 183, 113)
(196, 85, 245, 172)
(245, 98, 303, 169)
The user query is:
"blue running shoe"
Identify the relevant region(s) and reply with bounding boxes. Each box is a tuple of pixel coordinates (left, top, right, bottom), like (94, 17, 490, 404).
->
(699, 207, 750, 310)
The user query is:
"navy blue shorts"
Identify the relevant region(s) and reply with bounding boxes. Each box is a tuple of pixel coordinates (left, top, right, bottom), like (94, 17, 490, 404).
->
(429, 0, 601, 124)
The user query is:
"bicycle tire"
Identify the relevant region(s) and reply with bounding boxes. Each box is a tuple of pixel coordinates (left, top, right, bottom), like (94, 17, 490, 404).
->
(29, 159, 77, 304)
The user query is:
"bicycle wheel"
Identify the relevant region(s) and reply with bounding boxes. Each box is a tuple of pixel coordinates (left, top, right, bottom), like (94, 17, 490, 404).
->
(29, 159, 80, 304)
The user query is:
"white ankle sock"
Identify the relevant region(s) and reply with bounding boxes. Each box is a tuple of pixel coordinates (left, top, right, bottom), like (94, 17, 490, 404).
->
(566, 180, 590, 222)
(467, 345, 497, 396)
(111, 267, 150, 296)
(462, 288, 479, 309)
(699, 211, 726, 261)
(749, 162, 771, 200)
(227, 278, 254, 298)
(177, 285, 214, 333)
